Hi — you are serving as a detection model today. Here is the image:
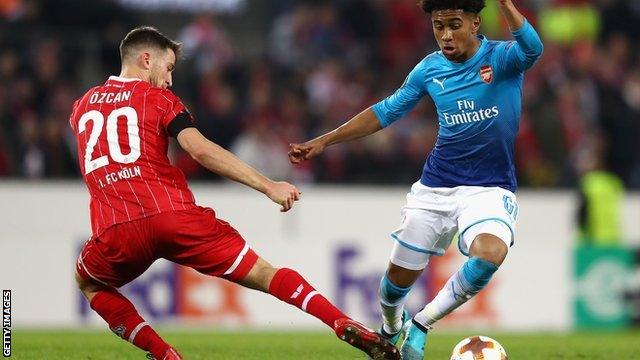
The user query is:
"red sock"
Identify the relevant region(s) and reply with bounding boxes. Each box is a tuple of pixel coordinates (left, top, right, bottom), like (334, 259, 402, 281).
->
(268, 268, 347, 328)
(89, 288, 171, 358)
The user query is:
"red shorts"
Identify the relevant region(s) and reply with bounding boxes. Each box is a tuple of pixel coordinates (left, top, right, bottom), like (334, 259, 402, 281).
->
(76, 206, 258, 288)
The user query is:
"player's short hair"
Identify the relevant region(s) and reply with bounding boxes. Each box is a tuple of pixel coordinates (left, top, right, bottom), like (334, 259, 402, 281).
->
(119, 26, 181, 63)
(418, 0, 485, 14)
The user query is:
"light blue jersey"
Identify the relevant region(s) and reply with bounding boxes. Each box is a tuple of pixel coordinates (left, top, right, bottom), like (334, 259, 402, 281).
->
(373, 20, 543, 192)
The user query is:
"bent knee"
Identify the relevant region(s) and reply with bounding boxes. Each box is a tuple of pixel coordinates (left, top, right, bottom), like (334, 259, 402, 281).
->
(386, 263, 422, 288)
(475, 249, 507, 267)
(75, 271, 104, 295)
(469, 234, 508, 266)
(75, 271, 87, 289)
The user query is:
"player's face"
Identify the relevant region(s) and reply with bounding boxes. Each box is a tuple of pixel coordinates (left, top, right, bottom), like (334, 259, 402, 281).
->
(431, 10, 481, 62)
(149, 48, 176, 89)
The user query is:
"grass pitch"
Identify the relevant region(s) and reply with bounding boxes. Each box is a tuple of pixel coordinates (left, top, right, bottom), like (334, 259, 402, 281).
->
(11, 329, 640, 359)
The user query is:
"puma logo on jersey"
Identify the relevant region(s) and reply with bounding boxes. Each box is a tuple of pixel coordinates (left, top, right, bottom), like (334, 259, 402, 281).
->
(432, 77, 447, 90)
(291, 284, 304, 299)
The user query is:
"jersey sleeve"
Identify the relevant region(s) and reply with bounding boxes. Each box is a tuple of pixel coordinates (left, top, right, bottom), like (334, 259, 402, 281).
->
(372, 62, 426, 128)
(497, 19, 544, 75)
(157, 90, 195, 137)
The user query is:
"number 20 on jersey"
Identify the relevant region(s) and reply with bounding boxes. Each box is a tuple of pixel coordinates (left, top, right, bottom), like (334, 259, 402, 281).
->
(78, 106, 141, 175)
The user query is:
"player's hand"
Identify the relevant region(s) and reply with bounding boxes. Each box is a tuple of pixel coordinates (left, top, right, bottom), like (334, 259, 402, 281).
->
(288, 139, 326, 164)
(265, 181, 302, 212)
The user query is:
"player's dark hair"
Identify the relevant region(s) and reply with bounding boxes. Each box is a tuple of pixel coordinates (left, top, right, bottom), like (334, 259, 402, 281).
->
(418, 0, 485, 14)
(119, 26, 181, 62)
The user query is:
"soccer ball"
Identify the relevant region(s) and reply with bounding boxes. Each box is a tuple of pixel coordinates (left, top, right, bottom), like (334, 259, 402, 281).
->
(450, 335, 508, 360)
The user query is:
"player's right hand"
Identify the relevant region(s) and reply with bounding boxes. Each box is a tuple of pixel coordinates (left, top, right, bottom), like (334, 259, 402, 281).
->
(288, 139, 326, 164)
(265, 181, 302, 212)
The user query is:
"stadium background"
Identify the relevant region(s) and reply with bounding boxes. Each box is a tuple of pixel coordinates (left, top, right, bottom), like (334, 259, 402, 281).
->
(1, 0, 639, 358)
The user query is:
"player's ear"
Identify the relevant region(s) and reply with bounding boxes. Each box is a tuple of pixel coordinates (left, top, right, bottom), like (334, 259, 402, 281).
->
(139, 51, 152, 70)
(473, 15, 481, 34)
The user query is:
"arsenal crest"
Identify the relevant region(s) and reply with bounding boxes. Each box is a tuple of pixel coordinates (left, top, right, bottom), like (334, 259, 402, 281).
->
(480, 65, 493, 84)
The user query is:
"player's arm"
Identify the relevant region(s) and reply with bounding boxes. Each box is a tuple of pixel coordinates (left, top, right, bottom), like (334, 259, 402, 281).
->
(288, 107, 381, 163)
(497, 0, 543, 72)
(289, 64, 425, 164)
(176, 127, 300, 212)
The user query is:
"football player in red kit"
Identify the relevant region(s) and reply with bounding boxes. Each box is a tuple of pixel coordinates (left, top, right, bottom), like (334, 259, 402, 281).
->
(70, 26, 399, 360)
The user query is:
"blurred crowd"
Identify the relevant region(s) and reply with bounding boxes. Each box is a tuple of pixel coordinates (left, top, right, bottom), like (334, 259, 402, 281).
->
(0, 0, 639, 188)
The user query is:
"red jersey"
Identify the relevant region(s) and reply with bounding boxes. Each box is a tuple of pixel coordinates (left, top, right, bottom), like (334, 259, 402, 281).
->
(69, 76, 197, 237)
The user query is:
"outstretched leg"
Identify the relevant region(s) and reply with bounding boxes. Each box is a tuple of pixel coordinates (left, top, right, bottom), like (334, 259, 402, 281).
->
(160, 208, 399, 358)
(237, 257, 400, 360)
(238, 258, 343, 327)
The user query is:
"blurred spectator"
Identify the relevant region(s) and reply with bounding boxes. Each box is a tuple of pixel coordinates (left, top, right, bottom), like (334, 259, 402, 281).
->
(231, 117, 293, 181)
(0, 0, 638, 189)
(576, 133, 625, 246)
(18, 111, 43, 178)
(380, 0, 429, 68)
(268, 3, 313, 69)
(179, 14, 235, 75)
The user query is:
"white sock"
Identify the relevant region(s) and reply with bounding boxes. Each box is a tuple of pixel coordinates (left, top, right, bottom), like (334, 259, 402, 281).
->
(413, 272, 468, 328)
(381, 302, 406, 334)
(413, 257, 497, 329)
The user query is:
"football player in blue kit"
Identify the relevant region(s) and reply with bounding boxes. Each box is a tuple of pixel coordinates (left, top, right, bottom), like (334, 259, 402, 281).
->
(289, 0, 542, 358)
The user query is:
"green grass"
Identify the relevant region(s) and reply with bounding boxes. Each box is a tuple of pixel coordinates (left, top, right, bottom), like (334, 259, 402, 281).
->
(10, 329, 640, 359)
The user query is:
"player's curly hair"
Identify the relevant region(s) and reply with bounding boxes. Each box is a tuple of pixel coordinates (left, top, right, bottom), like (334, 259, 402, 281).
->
(418, 0, 485, 14)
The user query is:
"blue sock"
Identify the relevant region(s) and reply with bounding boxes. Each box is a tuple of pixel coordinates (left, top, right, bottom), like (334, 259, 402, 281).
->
(379, 274, 412, 333)
(459, 257, 498, 296)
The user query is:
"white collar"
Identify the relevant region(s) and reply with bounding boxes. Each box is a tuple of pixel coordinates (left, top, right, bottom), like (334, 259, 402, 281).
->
(108, 75, 142, 82)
